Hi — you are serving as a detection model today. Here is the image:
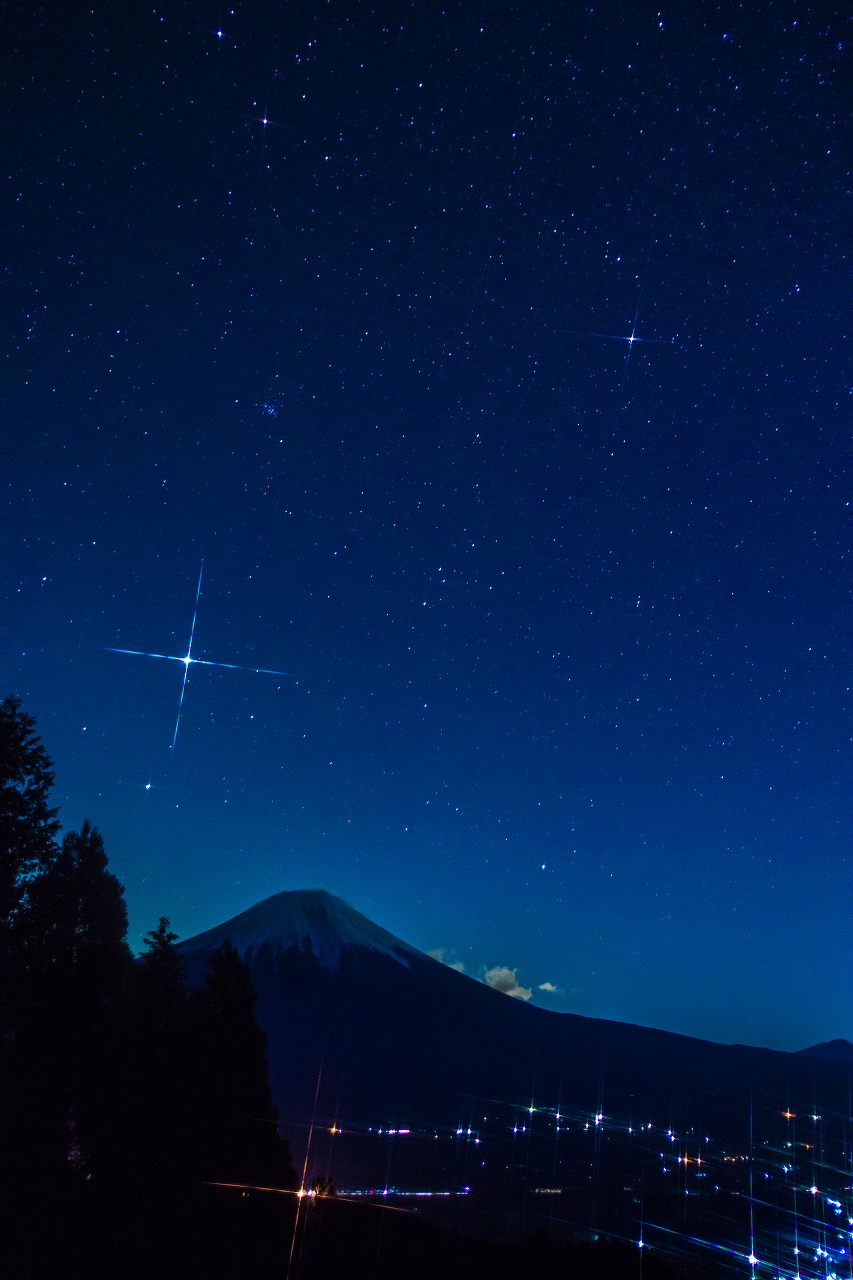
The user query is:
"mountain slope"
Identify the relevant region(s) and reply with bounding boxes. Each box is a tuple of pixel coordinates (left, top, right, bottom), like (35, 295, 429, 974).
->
(797, 1038, 853, 1064)
(178, 890, 850, 1134)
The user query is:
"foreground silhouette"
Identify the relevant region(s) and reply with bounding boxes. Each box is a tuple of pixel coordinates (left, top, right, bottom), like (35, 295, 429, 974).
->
(0, 697, 293, 1279)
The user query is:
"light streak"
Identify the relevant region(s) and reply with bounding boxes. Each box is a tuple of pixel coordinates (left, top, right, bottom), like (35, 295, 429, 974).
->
(556, 286, 677, 426)
(554, 326, 674, 345)
(285, 1059, 327, 1279)
(206, 1180, 301, 1196)
(207, 1180, 414, 1213)
(172, 559, 202, 749)
(105, 560, 294, 748)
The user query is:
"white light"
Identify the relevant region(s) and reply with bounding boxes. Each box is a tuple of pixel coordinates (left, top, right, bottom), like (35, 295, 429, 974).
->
(105, 561, 292, 747)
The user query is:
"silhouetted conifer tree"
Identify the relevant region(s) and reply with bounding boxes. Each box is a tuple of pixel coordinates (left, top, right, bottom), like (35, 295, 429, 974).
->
(112, 923, 295, 1277)
(117, 916, 196, 1198)
(191, 940, 294, 1186)
(0, 695, 60, 1024)
(23, 822, 132, 1183)
(1, 705, 134, 1276)
(0, 697, 66, 1251)
(139, 915, 186, 1012)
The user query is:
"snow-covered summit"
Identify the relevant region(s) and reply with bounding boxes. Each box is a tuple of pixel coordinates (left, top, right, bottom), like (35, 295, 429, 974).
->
(178, 888, 422, 972)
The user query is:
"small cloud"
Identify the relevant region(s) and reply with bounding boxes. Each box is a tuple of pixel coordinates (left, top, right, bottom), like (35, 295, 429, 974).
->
(484, 965, 532, 1001)
(428, 947, 465, 973)
(538, 982, 560, 994)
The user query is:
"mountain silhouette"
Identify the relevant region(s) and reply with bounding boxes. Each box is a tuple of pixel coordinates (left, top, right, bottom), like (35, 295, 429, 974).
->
(178, 890, 850, 1146)
(797, 1038, 853, 1064)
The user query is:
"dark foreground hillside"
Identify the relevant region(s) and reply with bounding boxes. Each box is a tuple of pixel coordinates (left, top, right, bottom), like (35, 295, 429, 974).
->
(289, 1191, 680, 1280)
(12, 1182, 677, 1280)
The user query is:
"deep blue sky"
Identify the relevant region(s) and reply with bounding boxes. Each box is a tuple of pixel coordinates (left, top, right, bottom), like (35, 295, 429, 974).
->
(4, 0, 847, 1050)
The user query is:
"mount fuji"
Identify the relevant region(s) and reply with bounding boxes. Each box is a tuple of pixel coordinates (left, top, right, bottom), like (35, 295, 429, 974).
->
(177, 889, 851, 1146)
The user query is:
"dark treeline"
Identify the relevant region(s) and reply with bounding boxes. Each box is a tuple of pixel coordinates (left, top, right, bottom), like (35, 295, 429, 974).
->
(0, 697, 295, 1279)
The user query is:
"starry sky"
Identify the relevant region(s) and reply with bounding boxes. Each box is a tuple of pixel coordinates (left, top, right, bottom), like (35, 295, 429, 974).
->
(4, 0, 848, 1051)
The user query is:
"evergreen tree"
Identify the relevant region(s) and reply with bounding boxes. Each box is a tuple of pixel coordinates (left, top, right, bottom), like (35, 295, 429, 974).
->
(0, 705, 134, 1276)
(0, 698, 65, 1236)
(4, 816, 133, 1217)
(139, 915, 186, 1012)
(193, 941, 293, 1186)
(23, 821, 130, 981)
(0, 695, 60, 1019)
(23, 822, 133, 1181)
(120, 917, 194, 1192)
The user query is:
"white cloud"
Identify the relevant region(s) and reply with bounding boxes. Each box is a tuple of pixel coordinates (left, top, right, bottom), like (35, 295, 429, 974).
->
(484, 965, 532, 1001)
(428, 947, 465, 973)
(431, 952, 553, 993)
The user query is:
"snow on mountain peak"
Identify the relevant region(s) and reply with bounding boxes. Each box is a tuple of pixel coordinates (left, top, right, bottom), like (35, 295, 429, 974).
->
(178, 889, 422, 972)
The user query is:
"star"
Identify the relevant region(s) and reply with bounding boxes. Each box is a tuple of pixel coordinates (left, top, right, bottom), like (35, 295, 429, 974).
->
(105, 562, 294, 749)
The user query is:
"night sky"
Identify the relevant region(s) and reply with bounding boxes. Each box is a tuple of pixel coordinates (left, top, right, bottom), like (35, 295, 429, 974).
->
(4, 0, 848, 1051)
